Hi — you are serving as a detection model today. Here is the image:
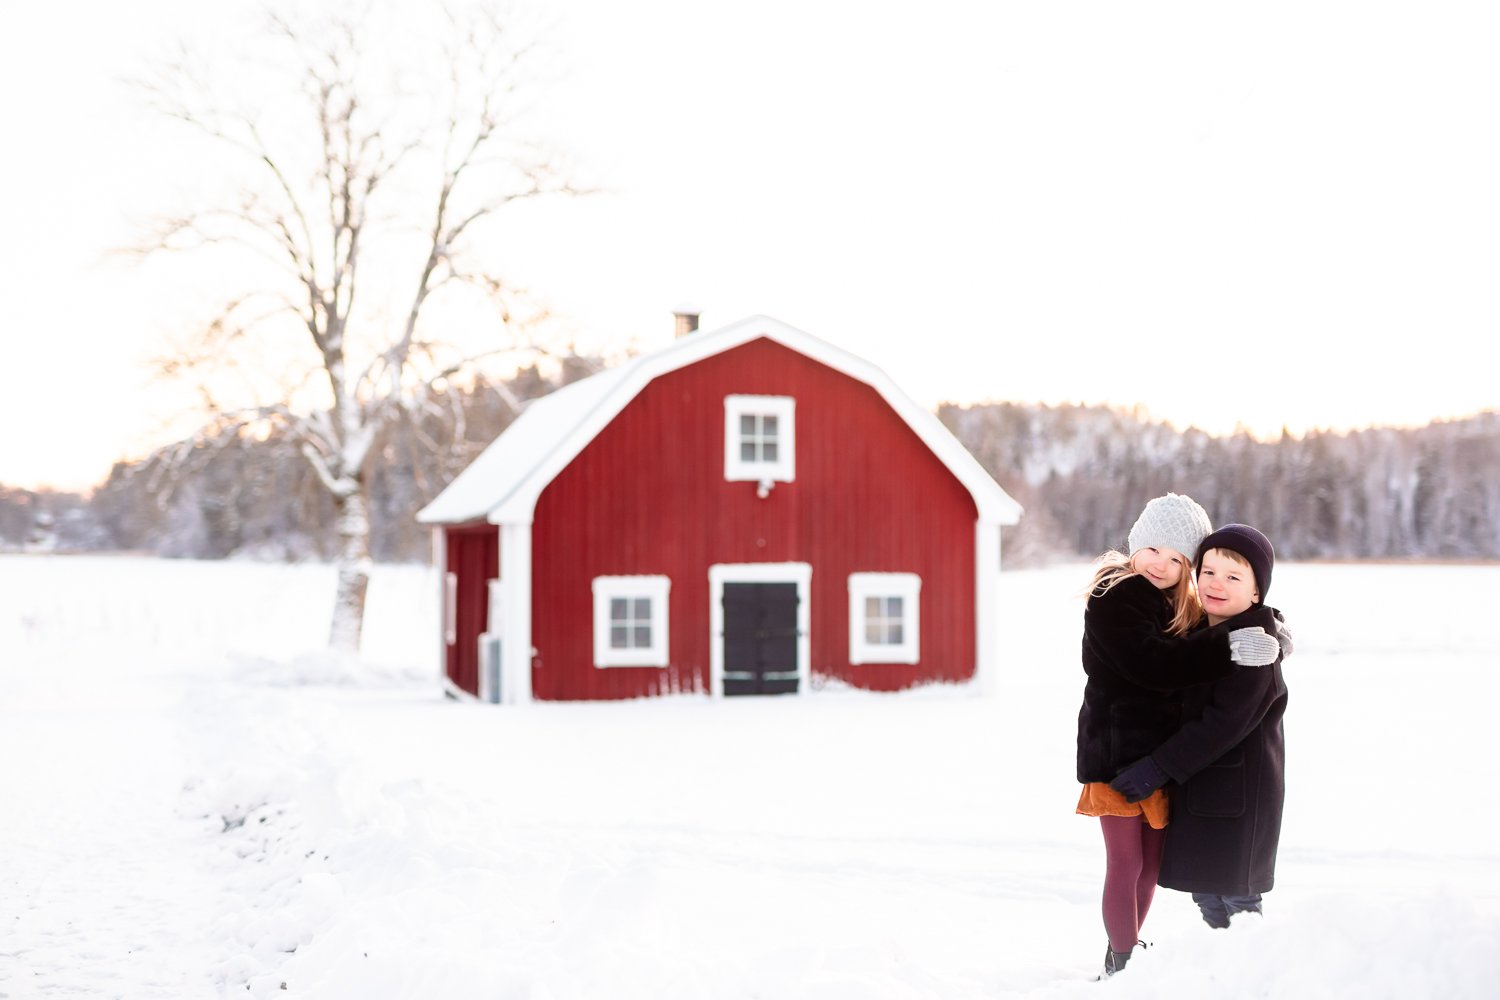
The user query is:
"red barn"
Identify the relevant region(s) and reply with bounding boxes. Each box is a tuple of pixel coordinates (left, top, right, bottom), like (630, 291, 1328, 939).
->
(417, 315, 1022, 702)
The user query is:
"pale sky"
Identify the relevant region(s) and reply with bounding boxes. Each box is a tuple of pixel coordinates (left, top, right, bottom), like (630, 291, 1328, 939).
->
(3, 1, 1498, 492)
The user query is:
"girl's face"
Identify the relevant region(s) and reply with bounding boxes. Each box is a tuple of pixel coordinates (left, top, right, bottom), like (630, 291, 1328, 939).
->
(1131, 546, 1187, 590)
(1198, 548, 1260, 624)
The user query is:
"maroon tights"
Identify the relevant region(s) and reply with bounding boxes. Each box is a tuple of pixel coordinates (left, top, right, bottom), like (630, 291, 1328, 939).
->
(1099, 815, 1166, 953)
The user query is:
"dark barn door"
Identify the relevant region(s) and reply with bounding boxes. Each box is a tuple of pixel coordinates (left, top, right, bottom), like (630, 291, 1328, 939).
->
(722, 582, 800, 696)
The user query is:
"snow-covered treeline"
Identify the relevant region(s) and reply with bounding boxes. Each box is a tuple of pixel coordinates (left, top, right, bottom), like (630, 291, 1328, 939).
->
(0, 362, 592, 560)
(4, 394, 1496, 564)
(941, 402, 1500, 562)
(0, 488, 99, 552)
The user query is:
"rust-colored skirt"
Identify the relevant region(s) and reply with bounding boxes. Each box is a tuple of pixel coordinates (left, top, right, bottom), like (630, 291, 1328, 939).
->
(1076, 782, 1170, 830)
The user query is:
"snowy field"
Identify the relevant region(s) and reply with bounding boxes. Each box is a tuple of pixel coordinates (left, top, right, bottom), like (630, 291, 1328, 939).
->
(2, 555, 1496, 999)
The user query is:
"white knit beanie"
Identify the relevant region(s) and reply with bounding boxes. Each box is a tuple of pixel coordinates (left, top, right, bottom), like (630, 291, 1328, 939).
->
(1126, 493, 1213, 560)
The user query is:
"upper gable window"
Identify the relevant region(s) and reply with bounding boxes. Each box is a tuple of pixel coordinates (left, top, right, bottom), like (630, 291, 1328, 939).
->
(724, 395, 795, 482)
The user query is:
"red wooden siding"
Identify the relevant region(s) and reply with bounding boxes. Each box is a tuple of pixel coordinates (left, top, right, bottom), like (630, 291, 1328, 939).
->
(445, 522, 499, 696)
(529, 337, 978, 700)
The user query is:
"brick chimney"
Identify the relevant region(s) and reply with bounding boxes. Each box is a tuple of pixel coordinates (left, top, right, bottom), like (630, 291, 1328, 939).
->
(672, 308, 701, 338)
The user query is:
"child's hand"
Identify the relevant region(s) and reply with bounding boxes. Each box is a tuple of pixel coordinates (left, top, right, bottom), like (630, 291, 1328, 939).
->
(1228, 627, 1279, 666)
(1110, 756, 1169, 803)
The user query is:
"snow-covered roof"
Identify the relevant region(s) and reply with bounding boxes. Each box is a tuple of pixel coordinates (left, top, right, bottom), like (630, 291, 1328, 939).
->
(416, 315, 1022, 526)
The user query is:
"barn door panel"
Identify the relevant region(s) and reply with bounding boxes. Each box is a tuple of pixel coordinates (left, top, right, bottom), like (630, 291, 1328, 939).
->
(721, 582, 800, 696)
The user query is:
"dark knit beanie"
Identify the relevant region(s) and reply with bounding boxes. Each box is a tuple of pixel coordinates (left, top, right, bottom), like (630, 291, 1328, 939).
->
(1195, 523, 1275, 601)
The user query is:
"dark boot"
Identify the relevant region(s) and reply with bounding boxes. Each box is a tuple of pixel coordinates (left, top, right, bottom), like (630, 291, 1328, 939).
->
(1100, 943, 1133, 977)
(1191, 892, 1232, 929)
(1192, 892, 1262, 929)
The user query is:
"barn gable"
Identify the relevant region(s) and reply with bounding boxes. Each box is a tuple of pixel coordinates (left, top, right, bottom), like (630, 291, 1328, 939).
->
(417, 315, 1021, 527)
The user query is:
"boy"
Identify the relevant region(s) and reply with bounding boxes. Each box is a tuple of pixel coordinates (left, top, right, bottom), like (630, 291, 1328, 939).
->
(1109, 523, 1289, 929)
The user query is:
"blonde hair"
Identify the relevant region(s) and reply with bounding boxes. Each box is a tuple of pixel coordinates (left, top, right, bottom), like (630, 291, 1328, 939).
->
(1086, 549, 1203, 636)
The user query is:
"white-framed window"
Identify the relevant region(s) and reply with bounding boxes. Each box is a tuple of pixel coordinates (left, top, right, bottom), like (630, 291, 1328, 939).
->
(592, 575, 671, 668)
(848, 573, 921, 665)
(724, 394, 796, 483)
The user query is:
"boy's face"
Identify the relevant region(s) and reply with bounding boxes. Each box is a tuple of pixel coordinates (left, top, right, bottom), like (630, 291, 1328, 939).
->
(1198, 548, 1260, 624)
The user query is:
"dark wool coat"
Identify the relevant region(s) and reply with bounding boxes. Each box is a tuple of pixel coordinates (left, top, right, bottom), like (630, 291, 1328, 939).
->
(1155, 603, 1288, 897)
(1076, 574, 1240, 784)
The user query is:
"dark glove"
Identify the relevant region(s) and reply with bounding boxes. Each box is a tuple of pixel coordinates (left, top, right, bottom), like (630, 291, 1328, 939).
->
(1110, 756, 1169, 803)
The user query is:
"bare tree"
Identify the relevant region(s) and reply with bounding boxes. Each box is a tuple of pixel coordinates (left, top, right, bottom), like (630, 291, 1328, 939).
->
(134, 3, 590, 651)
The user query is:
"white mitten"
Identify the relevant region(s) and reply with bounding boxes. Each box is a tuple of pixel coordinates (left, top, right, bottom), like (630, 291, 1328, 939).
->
(1228, 626, 1279, 667)
(1273, 618, 1294, 659)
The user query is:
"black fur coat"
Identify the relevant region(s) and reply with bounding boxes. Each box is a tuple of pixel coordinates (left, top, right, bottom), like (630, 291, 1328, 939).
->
(1075, 574, 1239, 783)
(1156, 603, 1289, 896)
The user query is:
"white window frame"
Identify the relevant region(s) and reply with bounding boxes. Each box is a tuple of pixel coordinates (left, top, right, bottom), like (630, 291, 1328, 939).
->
(724, 394, 796, 483)
(848, 573, 921, 665)
(592, 575, 671, 668)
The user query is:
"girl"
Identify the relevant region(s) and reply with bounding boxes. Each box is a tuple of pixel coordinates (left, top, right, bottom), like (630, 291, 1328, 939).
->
(1074, 494, 1280, 977)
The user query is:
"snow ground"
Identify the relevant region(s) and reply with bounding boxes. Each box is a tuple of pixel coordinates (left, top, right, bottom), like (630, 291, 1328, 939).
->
(1, 555, 1496, 999)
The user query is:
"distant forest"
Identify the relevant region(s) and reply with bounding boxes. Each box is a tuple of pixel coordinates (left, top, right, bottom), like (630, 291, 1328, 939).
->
(4, 371, 1498, 564)
(940, 402, 1500, 563)
(0, 362, 578, 563)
